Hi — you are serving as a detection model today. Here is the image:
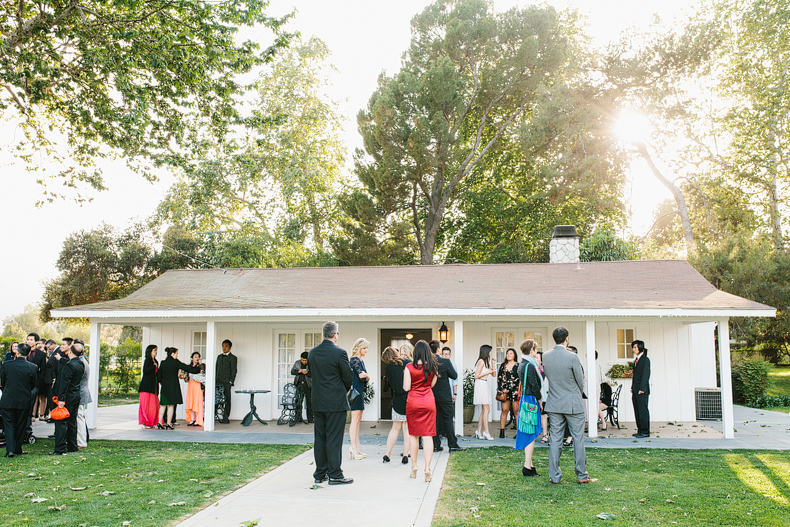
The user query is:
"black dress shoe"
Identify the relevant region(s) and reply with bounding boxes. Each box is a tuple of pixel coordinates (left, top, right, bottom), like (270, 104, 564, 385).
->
(5, 453, 14, 458)
(433, 446, 444, 452)
(448, 447, 466, 452)
(631, 433, 640, 437)
(328, 477, 354, 485)
(499, 429, 505, 438)
(49, 452, 65, 456)
(635, 433, 650, 438)
(314, 475, 328, 484)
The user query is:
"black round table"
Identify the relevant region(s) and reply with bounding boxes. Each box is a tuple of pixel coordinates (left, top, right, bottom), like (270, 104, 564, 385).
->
(234, 389, 271, 426)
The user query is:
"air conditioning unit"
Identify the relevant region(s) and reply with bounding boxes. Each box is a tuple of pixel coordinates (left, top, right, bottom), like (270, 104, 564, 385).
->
(695, 388, 722, 420)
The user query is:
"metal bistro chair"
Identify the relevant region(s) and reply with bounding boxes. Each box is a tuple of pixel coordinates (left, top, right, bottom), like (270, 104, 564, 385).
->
(605, 384, 623, 429)
(277, 383, 302, 426)
(215, 385, 227, 423)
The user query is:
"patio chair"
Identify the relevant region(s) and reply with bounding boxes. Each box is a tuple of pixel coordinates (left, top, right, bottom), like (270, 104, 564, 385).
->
(277, 383, 301, 426)
(605, 384, 622, 429)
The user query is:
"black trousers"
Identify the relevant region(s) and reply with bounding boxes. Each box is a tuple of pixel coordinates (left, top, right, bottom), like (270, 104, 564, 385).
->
(433, 399, 459, 449)
(54, 404, 79, 453)
(313, 410, 346, 480)
(1, 407, 29, 455)
(632, 392, 650, 435)
(295, 383, 313, 422)
(219, 381, 232, 420)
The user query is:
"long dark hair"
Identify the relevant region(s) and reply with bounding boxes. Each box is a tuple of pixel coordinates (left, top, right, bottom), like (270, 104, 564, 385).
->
(413, 340, 438, 382)
(478, 345, 492, 368)
(144, 344, 158, 364)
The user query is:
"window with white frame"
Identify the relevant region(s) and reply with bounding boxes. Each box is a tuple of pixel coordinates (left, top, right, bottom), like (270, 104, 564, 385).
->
(193, 331, 207, 357)
(523, 331, 544, 353)
(494, 331, 515, 363)
(616, 328, 636, 360)
(275, 331, 323, 407)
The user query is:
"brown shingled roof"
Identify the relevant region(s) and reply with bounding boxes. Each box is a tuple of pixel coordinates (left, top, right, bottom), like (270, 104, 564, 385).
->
(53, 260, 772, 314)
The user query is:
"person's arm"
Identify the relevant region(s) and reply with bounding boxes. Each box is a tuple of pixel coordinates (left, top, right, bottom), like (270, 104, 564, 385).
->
(638, 357, 650, 394)
(474, 359, 485, 380)
(291, 361, 301, 376)
(430, 374, 437, 388)
(572, 357, 585, 395)
(229, 354, 237, 385)
(179, 360, 201, 374)
(57, 363, 74, 404)
(402, 366, 411, 392)
(446, 360, 457, 380)
(340, 350, 353, 391)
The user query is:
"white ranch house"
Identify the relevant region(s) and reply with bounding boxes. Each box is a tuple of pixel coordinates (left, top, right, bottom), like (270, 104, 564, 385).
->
(52, 256, 774, 440)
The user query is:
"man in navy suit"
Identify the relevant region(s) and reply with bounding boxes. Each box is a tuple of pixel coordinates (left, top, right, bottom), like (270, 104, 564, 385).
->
(307, 321, 354, 485)
(0, 343, 38, 457)
(631, 340, 651, 438)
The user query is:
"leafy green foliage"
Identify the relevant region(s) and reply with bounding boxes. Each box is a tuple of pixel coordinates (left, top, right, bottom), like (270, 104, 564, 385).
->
(606, 362, 635, 379)
(463, 368, 475, 407)
(732, 357, 771, 404)
(112, 337, 142, 393)
(580, 227, 641, 262)
(0, 0, 293, 198)
(343, 0, 585, 265)
(747, 394, 790, 409)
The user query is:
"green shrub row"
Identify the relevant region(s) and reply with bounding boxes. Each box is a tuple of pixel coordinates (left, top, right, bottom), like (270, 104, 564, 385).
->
(747, 394, 790, 408)
(732, 357, 771, 404)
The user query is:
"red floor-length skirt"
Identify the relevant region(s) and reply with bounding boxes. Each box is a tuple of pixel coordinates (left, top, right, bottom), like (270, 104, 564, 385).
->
(405, 362, 437, 437)
(139, 392, 160, 427)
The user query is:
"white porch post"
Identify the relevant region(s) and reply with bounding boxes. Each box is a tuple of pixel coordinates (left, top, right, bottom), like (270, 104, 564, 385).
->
(585, 320, 597, 438)
(718, 319, 734, 439)
(87, 321, 101, 429)
(454, 320, 464, 437)
(204, 320, 217, 432)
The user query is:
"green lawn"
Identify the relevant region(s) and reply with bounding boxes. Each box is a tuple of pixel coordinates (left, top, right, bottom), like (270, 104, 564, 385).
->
(98, 392, 139, 407)
(434, 447, 790, 527)
(766, 365, 790, 412)
(0, 441, 308, 526)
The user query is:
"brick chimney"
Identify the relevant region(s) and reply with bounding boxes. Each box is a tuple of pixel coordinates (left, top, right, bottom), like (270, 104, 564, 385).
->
(549, 225, 580, 264)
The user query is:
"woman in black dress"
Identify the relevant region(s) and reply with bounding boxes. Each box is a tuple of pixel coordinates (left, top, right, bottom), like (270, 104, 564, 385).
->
(138, 344, 160, 429)
(157, 347, 201, 429)
(382, 346, 411, 464)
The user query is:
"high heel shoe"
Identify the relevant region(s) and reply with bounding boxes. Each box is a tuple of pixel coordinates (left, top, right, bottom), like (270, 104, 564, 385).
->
(499, 429, 505, 438)
(156, 423, 165, 430)
(165, 424, 174, 430)
(349, 448, 365, 460)
(474, 430, 482, 439)
(383, 455, 390, 463)
(410, 466, 417, 479)
(425, 469, 432, 482)
(401, 455, 409, 465)
(482, 431, 494, 441)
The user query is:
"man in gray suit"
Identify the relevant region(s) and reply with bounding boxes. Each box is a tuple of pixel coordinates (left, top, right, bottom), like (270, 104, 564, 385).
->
(542, 327, 597, 484)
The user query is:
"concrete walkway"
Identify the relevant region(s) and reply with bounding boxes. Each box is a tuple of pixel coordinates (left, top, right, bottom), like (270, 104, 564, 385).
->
(29, 404, 788, 527)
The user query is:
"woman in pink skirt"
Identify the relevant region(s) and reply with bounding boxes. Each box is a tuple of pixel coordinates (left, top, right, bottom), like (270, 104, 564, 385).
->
(138, 345, 160, 428)
(184, 351, 206, 426)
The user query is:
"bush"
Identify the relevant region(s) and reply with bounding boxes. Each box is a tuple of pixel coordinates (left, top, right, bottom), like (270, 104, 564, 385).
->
(463, 369, 475, 407)
(732, 358, 771, 404)
(747, 394, 790, 408)
(606, 362, 635, 378)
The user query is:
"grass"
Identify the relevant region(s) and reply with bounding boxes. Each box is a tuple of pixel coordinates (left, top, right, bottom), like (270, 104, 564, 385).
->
(766, 365, 790, 413)
(98, 392, 139, 407)
(0, 440, 308, 526)
(434, 447, 790, 527)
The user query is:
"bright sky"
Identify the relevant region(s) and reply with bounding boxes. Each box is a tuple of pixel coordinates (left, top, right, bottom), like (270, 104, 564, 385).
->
(0, 0, 689, 324)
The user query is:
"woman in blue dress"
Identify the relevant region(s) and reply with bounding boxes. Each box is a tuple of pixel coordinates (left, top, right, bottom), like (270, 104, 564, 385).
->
(348, 338, 370, 460)
(515, 339, 543, 476)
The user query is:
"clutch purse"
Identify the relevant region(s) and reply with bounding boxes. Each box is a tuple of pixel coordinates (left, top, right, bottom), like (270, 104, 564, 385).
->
(495, 390, 508, 402)
(50, 397, 70, 420)
(347, 386, 361, 407)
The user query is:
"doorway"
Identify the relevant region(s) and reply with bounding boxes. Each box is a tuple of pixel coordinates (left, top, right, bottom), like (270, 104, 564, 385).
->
(379, 328, 433, 419)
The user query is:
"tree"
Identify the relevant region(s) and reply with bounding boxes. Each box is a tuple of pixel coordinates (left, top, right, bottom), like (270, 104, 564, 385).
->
(113, 338, 142, 393)
(580, 227, 640, 262)
(42, 224, 153, 319)
(344, 0, 578, 265)
(0, 0, 293, 198)
(154, 37, 347, 258)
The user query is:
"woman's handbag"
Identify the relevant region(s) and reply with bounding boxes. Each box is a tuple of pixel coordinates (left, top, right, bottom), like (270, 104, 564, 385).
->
(347, 386, 361, 407)
(50, 397, 70, 421)
(495, 390, 508, 402)
(517, 398, 539, 434)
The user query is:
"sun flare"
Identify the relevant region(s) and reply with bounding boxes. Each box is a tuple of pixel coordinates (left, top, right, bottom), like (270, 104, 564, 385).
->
(614, 111, 652, 142)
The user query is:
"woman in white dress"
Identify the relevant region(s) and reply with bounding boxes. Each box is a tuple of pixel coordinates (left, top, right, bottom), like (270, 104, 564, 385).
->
(473, 344, 496, 440)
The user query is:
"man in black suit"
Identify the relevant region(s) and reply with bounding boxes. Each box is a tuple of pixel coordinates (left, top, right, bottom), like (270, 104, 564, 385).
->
(0, 343, 38, 457)
(430, 340, 464, 452)
(307, 321, 353, 485)
(216, 339, 237, 423)
(630, 340, 651, 438)
(51, 339, 85, 455)
(25, 333, 47, 421)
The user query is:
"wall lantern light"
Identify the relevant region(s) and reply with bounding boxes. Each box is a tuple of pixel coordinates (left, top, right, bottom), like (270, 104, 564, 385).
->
(439, 322, 449, 343)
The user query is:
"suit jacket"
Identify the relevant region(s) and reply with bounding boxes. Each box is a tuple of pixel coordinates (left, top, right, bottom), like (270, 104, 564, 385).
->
(78, 356, 92, 405)
(542, 344, 585, 414)
(158, 357, 200, 405)
(0, 357, 38, 409)
(431, 355, 457, 403)
(307, 339, 353, 413)
(27, 347, 47, 386)
(56, 356, 85, 407)
(45, 348, 60, 384)
(632, 353, 651, 394)
(291, 360, 311, 387)
(216, 352, 237, 384)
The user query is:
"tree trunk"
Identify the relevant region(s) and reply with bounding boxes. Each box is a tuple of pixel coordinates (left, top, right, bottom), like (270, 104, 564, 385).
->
(767, 129, 785, 252)
(636, 142, 695, 249)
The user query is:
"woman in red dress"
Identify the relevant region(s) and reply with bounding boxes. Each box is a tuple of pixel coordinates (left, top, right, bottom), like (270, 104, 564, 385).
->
(404, 340, 438, 482)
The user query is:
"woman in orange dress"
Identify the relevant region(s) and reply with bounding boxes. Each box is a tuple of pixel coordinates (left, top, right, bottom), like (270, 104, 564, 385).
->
(184, 352, 206, 427)
(403, 340, 438, 482)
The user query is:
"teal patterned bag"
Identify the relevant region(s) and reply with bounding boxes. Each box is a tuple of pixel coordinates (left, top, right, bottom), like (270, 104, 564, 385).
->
(518, 397, 539, 434)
